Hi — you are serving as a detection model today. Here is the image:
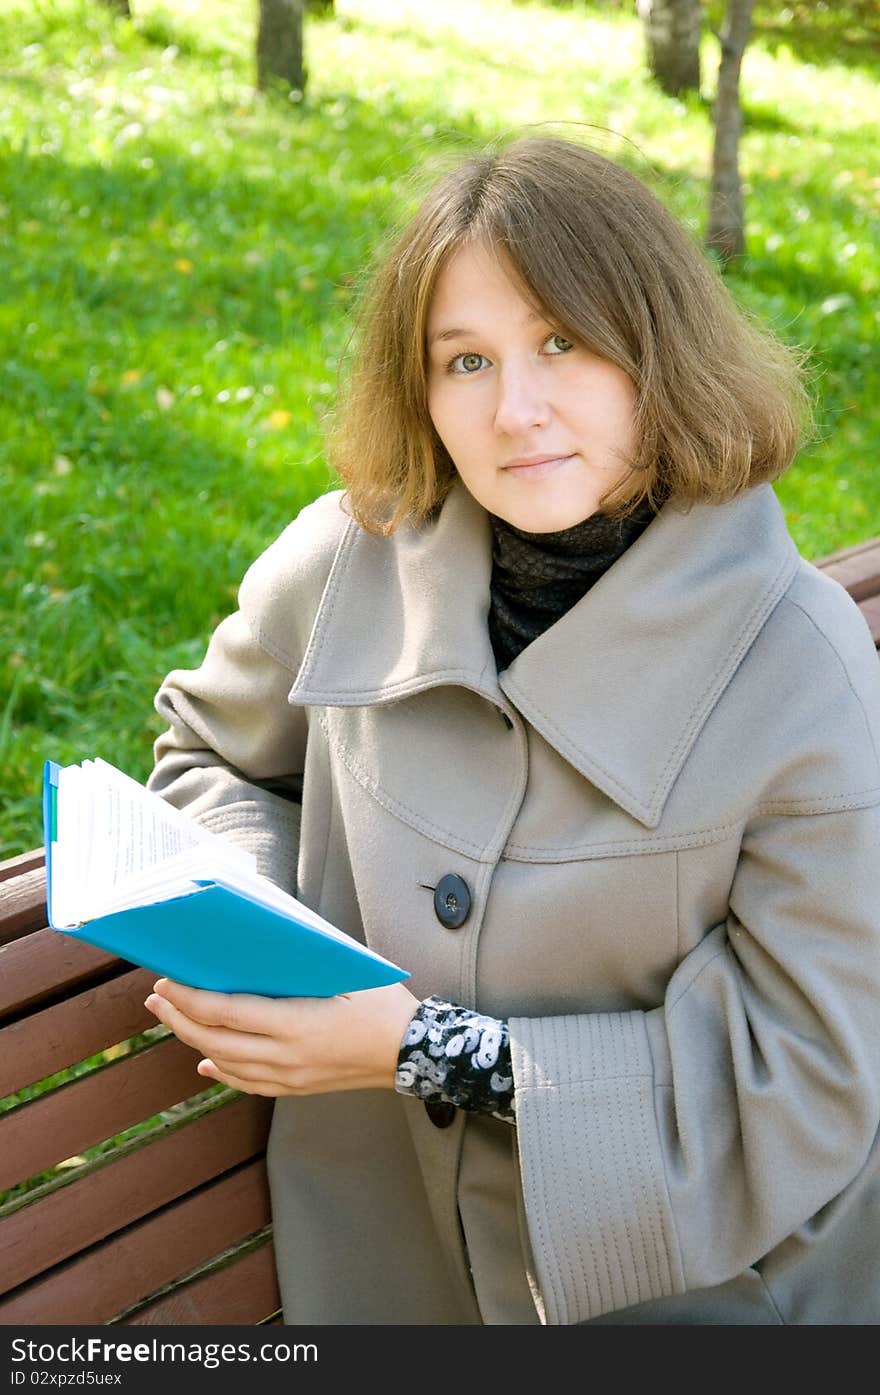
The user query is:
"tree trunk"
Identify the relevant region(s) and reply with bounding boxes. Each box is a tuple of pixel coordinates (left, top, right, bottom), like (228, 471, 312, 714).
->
(637, 0, 702, 96)
(256, 0, 305, 93)
(707, 0, 755, 264)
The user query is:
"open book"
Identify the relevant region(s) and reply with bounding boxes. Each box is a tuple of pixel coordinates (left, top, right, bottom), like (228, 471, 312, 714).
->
(42, 757, 409, 997)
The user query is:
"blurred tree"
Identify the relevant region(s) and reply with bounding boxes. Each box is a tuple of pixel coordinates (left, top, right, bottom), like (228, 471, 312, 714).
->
(637, 0, 702, 94)
(257, 0, 305, 93)
(306, 0, 335, 12)
(707, 0, 755, 261)
(97, 0, 131, 15)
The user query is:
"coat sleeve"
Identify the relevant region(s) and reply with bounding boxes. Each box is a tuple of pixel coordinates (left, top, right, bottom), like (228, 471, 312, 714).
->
(508, 676, 880, 1324)
(147, 607, 306, 893)
(147, 495, 347, 891)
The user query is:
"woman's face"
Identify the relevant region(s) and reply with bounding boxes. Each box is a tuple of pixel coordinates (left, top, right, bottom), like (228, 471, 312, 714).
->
(425, 241, 638, 533)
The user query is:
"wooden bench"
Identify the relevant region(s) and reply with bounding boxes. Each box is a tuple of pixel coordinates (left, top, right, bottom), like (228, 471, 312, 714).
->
(2, 533, 879, 1327)
(0, 846, 280, 1325)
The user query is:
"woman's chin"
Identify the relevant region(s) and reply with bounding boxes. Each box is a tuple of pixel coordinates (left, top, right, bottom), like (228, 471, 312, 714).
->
(495, 498, 603, 534)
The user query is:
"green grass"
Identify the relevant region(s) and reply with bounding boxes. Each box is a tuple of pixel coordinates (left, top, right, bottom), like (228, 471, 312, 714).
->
(2, 0, 879, 857)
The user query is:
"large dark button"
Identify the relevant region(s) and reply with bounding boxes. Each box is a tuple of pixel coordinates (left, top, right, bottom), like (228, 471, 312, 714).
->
(433, 873, 471, 929)
(425, 1100, 457, 1128)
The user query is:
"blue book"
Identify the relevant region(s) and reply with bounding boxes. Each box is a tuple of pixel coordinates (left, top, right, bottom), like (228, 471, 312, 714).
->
(42, 758, 409, 998)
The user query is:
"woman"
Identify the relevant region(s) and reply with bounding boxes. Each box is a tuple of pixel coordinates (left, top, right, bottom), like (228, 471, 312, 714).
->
(144, 136, 880, 1324)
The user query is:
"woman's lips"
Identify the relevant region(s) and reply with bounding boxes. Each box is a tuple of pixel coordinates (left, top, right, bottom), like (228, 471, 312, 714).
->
(502, 454, 575, 479)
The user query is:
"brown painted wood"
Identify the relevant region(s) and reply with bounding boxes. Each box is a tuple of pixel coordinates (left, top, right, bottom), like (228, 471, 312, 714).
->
(124, 1239, 281, 1326)
(0, 1160, 273, 1324)
(0, 1093, 274, 1295)
(859, 592, 880, 647)
(815, 537, 880, 601)
(0, 849, 45, 883)
(0, 928, 122, 1023)
(0, 1034, 207, 1192)
(0, 966, 158, 1097)
(0, 864, 49, 944)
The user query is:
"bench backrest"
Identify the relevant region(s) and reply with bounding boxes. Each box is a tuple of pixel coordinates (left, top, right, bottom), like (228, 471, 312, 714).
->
(1, 533, 878, 1325)
(0, 850, 280, 1324)
(817, 534, 880, 644)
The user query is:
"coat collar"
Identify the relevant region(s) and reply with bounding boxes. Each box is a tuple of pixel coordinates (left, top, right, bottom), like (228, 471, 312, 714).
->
(290, 477, 800, 828)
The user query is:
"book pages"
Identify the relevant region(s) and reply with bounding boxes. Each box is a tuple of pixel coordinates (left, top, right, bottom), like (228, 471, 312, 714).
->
(53, 758, 256, 926)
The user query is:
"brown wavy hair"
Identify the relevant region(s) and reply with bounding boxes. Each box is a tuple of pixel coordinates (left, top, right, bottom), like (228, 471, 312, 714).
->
(326, 134, 811, 535)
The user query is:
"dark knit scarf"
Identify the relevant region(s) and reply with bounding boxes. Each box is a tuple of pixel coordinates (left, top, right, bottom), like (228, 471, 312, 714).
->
(488, 496, 660, 670)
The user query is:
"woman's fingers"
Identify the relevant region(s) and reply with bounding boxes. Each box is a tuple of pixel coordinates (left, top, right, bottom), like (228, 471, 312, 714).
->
(144, 977, 418, 1097)
(150, 978, 290, 1034)
(144, 989, 280, 1066)
(197, 1058, 284, 1096)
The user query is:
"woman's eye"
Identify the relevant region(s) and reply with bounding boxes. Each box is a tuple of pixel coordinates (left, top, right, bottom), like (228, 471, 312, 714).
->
(545, 333, 574, 354)
(449, 352, 488, 374)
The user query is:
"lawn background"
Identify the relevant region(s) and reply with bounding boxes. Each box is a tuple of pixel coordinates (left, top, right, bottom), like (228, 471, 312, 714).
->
(2, 0, 879, 857)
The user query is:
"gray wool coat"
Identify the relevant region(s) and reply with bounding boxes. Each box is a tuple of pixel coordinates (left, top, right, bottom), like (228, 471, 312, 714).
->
(148, 477, 880, 1325)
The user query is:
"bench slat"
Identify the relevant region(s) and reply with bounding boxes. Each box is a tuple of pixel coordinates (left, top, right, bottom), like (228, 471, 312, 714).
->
(0, 866, 50, 945)
(0, 1093, 273, 1296)
(0, 1160, 273, 1324)
(0, 928, 121, 1022)
(0, 850, 45, 884)
(859, 592, 880, 646)
(0, 1034, 206, 1192)
(815, 537, 880, 601)
(0, 966, 158, 1098)
(123, 1239, 281, 1326)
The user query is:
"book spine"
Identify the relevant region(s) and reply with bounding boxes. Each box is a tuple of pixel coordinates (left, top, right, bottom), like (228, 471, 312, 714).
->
(42, 760, 62, 927)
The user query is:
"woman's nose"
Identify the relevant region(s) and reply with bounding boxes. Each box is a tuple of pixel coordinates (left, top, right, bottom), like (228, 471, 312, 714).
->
(493, 361, 551, 435)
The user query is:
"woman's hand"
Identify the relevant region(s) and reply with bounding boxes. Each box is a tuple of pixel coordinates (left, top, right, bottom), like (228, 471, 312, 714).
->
(143, 978, 420, 1097)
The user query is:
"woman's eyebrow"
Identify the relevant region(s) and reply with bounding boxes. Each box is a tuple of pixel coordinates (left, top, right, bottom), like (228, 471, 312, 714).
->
(428, 312, 542, 348)
(427, 326, 472, 347)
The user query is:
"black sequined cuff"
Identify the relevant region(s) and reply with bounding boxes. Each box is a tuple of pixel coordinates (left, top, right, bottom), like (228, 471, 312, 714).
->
(394, 996, 516, 1124)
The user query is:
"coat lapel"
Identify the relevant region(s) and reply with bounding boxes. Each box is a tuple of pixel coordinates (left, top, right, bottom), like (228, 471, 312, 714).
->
(290, 479, 498, 706)
(289, 477, 800, 828)
(500, 485, 800, 826)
